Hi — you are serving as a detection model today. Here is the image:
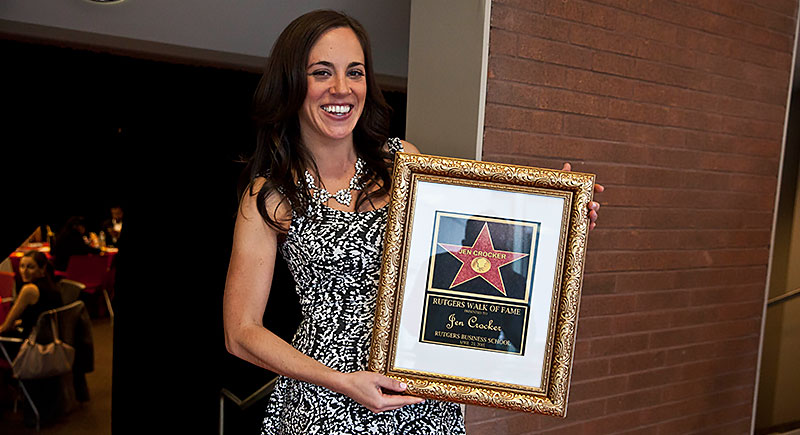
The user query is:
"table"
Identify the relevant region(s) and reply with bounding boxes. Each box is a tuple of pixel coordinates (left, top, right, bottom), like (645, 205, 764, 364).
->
(6, 244, 118, 319)
(8, 243, 117, 277)
(9, 243, 53, 274)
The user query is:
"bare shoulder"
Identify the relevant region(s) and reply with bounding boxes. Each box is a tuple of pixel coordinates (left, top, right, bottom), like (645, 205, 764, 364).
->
(240, 176, 291, 230)
(383, 139, 421, 155)
(400, 140, 421, 155)
(17, 283, 40, 304)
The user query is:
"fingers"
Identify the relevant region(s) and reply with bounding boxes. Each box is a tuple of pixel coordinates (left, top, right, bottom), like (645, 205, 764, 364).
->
(558, 162, 603, 230)
(587, 200, 600, 230)
(557, 165, 602, 229)
(559, 164, 605, 195)
(376, 375, 407, 393)
(346, 372, 425, 413)
(373, 376, 424, 412)
(371, 393, 425, 413)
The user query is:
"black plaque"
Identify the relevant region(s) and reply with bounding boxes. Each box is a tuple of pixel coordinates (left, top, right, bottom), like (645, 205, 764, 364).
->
(420, 212, 540, 355)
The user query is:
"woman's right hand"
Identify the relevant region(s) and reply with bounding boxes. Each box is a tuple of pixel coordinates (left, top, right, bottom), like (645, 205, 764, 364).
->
(338, 371, 425, 413)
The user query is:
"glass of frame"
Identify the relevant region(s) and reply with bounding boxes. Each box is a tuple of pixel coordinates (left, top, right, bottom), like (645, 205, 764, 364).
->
(368, 152, 595, 416)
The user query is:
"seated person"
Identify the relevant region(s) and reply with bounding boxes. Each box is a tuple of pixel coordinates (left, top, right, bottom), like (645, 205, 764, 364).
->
(101, 205, 123, 247)
(51, 216, 101, 271)
(0, 251, 67, 427)
(0, 251, 63, 343)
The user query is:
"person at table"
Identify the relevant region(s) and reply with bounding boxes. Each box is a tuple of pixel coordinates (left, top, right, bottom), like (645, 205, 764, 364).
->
(0, 250, 65, 427)
(223, 9, 603, 435)
(101, 205, 123, 247)
(51, 216, 101, 272)
(0, 251, 62, 341)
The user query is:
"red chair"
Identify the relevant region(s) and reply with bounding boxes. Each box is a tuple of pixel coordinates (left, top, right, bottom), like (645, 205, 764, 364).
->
(0, 271, 17, 373)
(64, 255, 114, 320)
(0, 271, 15, 326)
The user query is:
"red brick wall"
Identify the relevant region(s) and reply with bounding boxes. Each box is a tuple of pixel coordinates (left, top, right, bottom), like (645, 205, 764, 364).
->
(472, 0, 798, 433)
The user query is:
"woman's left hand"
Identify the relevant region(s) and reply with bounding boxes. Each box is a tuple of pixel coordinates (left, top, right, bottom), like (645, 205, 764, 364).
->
(561, 163, 604, 230)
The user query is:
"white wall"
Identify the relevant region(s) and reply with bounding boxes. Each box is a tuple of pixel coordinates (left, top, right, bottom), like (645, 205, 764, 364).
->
(405, 0, 490, 159)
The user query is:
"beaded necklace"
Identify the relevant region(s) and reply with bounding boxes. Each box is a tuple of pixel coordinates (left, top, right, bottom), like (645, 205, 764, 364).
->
(304, 157, 365, 206)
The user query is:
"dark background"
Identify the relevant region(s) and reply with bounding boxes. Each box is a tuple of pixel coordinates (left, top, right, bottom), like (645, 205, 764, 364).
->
(2, 38, 406, 433)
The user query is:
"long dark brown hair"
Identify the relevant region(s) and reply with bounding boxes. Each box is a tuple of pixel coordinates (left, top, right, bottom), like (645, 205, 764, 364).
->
(22, 251, 57, 287)
(241, 10, 394, 230)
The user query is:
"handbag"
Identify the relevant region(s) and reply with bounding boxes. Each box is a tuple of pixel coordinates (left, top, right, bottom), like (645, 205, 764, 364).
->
(12, 312, 76, 380)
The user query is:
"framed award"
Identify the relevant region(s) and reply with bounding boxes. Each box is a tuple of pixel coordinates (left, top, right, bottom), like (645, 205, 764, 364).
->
(368, 152, 595, 416)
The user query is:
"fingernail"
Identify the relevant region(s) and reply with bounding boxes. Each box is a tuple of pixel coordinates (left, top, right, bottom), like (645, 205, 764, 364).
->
(400, 382, 407, 389)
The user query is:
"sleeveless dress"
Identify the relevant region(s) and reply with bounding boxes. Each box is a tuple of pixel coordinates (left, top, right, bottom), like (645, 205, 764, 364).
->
(261, 139, 465, 435)
(20, 277, 63, 338)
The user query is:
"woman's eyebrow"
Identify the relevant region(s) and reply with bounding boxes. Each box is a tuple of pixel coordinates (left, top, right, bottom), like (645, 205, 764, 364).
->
(308, 60, 334, 69)
(307, 61, 365, 69)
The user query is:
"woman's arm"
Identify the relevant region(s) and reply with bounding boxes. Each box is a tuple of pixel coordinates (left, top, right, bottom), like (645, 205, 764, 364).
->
(0, 284, 39, 335)
(399, 140, 420, 155)
(223, 179, 423, 413)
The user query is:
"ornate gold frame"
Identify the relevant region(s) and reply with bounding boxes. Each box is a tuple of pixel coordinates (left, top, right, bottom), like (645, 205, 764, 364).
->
(368, 152, 595, 416)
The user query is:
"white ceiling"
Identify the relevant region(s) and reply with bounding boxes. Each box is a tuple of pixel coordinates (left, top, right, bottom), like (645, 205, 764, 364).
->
(0, 0, 411, 82)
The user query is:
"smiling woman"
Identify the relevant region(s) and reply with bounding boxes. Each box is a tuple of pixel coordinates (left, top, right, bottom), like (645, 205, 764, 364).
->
(0, 251, 62, 340)
(222, 9, 466, 435)
(244, 9, 397, 223)
(299, 27, 367, 144)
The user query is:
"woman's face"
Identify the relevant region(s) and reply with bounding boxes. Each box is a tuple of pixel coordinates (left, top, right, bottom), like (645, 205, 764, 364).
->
(298, 26, 367, 145)
(19, 256, 45, 283)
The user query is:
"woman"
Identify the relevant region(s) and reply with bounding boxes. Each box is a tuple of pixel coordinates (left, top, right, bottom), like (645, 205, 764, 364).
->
(0, 251, 63, 341)
(0, 250, 64, 427)
(223, 10, 601, 434)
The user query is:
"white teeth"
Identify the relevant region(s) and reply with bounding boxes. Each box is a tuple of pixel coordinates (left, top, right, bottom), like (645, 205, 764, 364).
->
(322, 105, 351, 114)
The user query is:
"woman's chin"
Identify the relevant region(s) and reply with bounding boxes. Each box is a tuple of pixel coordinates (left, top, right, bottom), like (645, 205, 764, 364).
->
(320, 129, 356, 142)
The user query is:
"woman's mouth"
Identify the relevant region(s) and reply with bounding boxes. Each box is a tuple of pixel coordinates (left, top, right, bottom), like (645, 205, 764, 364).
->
(321, 104, 353, 116)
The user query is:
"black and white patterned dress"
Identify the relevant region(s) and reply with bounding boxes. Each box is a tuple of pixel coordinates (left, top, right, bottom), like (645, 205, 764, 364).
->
(261, 139, 465, 435)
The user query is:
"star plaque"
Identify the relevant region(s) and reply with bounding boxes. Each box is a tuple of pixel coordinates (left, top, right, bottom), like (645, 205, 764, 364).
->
(421, 212, 539, 355)
(438, 222, 529, 296)
(369, 152, 595, 416)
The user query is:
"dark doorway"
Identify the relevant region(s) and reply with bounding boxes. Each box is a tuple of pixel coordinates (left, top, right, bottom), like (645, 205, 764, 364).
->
(2, 38, 407, 433)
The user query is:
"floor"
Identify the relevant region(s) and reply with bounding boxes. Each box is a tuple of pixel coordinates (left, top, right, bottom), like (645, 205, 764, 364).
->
(1, 318, 112, 435)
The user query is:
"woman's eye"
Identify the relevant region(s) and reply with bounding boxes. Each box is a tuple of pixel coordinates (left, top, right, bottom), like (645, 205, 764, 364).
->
(348, 70, 365, 78)
(310, 70, 331, 77)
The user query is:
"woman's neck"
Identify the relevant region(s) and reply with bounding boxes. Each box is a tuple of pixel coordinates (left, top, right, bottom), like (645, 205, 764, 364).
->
(27, 276, 48, 287)
(304, 136, 358, 179)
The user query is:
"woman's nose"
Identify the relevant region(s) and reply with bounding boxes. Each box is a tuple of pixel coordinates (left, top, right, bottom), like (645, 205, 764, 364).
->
(329, 75, 351, 95)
